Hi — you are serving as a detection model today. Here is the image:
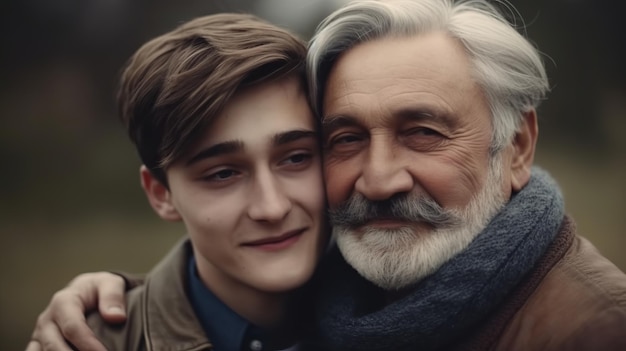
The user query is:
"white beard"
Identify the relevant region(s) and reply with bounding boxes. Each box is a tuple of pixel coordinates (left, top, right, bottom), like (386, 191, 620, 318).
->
(334, 154, 507, 291)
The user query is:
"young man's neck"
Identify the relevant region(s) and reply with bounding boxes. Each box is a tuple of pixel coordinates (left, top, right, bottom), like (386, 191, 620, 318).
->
(199, 268, 301, 347)
(194, 258, 294, 329)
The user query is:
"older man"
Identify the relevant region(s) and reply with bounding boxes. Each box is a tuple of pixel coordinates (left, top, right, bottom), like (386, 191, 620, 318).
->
(304, 0, 626, 350)
(28, 0, 626, 350)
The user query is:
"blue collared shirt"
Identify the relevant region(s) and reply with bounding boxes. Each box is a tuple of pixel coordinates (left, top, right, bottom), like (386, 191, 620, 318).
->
(187, 254, 290, 351)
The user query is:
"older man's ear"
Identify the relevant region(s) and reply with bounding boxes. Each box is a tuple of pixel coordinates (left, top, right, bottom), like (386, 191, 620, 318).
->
(510, 109, 539, 192)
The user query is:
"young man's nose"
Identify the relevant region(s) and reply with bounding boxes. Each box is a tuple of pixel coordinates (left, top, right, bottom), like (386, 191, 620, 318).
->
(248, 169, 292, 222)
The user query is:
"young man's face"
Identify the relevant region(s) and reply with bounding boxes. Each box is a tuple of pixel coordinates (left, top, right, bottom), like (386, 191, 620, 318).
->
(143, 76, 326, 304)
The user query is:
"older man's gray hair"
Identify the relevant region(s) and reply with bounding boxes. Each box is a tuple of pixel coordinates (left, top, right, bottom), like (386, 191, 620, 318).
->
(307, 0, 549, 153)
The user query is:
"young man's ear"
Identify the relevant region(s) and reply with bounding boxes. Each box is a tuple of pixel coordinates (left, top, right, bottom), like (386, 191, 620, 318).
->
(139, 165, 181, 221)
(510, 109, 538, 192)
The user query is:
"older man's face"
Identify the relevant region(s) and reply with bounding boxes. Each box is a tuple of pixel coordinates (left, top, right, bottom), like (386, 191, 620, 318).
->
(321, 32, 522, 289)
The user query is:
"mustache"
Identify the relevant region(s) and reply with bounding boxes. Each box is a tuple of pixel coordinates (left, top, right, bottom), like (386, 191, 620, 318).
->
(328, 193, 461, 229)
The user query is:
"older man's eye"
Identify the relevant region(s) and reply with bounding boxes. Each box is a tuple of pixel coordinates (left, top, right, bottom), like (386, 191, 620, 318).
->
(407, 127, 441, 136)
(325, 132, 367, 157)
(331, 133, 362, 145)
(403, 127, 447, 150)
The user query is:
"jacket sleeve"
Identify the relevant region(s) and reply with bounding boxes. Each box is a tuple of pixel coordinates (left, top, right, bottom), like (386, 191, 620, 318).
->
(559, 306, 626, 351)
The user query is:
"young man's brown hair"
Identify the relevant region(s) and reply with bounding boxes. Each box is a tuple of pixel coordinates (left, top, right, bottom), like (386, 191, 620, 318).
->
(117, 13, 308, 185)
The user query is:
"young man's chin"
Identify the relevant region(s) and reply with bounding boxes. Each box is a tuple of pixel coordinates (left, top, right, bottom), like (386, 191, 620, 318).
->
(251, 263, 316, 293)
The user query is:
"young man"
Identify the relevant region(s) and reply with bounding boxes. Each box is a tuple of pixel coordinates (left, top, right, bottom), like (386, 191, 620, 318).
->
(29, 13, 328, 351)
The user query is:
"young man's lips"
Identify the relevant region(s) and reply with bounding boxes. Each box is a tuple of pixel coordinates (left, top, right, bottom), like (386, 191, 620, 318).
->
(242, 228, 306, 249)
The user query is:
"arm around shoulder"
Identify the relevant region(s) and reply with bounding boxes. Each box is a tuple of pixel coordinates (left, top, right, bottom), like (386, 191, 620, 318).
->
(86, 286, 147, 351)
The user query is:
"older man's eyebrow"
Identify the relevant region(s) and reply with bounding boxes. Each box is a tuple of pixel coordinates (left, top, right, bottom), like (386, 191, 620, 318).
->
(321, 108, 457, 132)
(321, 115, 361, 133)
(272, 129, 318, 146)
(186, 140, 244, 166)
(395, 107, 458, 129)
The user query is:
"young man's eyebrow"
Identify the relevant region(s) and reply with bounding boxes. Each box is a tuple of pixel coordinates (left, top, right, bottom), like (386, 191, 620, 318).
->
(272, 129, 318, 146)
(186, 140, 244, 166)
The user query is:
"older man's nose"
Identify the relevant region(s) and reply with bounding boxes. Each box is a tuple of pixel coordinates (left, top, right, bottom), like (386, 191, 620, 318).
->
(354, 140, 414, 201)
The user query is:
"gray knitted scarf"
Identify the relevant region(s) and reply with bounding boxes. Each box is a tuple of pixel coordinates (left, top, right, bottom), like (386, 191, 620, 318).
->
(312, 167, 565, 351)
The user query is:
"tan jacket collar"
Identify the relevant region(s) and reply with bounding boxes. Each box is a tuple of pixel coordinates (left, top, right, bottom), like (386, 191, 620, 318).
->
(142, 238, 213, 351)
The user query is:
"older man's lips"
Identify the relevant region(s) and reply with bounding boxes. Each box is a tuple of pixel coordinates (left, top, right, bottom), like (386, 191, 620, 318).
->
(242, 229, 305, 251)
(361, 218, 413, 229)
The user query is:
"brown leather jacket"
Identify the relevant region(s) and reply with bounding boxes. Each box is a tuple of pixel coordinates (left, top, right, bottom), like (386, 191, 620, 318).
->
(87, 239, 213, 351)
(459, 217, 626, 350)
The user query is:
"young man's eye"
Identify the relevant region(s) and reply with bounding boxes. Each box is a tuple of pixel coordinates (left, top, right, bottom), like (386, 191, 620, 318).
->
(287, 153, 310, 164)
(281, 152, 313, 167)
(205, 169, 238, 181)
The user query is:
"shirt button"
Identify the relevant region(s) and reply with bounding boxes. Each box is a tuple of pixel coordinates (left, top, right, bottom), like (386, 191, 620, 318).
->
(250, 339, 263, 351)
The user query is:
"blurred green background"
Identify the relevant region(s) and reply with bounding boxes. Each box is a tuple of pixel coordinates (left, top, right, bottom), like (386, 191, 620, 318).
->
(1, 0, 624, 348)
